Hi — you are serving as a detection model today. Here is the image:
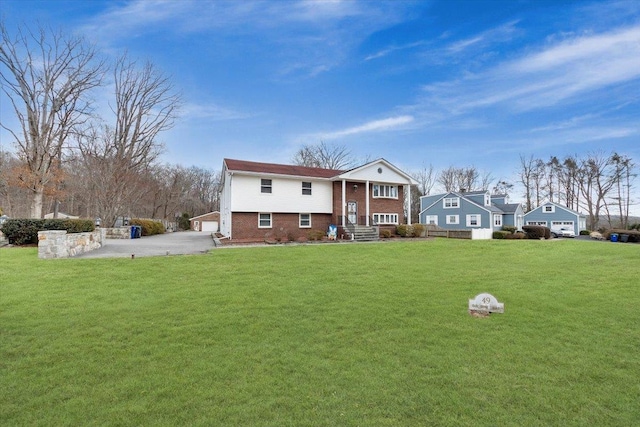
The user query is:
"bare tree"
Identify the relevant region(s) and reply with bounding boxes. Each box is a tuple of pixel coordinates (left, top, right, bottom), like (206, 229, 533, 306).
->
(518, 155, 535, 212)
(577, 152, 616, 230)
(77, 55, 180, 226)
(291, 142, 354, 169)
(412, 164, 436, 196)
(437, 165, 482, 192)
(0, 22, 104, 218)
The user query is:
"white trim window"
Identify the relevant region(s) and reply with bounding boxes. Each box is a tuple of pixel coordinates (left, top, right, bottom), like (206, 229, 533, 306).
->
(373, 213, 398, 225)
(543, 205, 555, 213)
(258, 213, 272, 228)
(424, 215, 438, 225)
(527, 221, 547, 226)
(446, 215, 459, 225)
(373, 184, 398, 199)
(494, 214, 502, 227)
(299, 213, 311, 228)
(302, 182, 312, 195)
(466, 214, 481, 227)
(261, 179, 272, 194)
(443, 197, 460, 209)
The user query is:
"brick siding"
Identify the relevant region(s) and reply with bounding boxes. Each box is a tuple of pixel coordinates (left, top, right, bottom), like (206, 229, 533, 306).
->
(232, 212, 333, 240)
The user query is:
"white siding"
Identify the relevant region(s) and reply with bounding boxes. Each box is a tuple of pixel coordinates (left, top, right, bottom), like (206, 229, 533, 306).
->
(341, 163, 409, 184)
(230, 175, 333, 213)
(220, 171, 233, 237)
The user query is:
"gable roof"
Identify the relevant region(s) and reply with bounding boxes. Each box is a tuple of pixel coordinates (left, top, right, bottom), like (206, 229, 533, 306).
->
(493, 203, 521, 214)
(336, 158, 419, 185)
(525, 201, 586, 217)
(189, 211, 220, 221)
(223, 158, 343, 179)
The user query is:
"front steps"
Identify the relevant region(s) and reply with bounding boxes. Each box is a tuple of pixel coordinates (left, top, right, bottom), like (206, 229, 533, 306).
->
(347, 225, 379, 241)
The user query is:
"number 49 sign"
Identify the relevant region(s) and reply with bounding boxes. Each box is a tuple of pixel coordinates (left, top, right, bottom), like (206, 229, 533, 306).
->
(468, 293, 504, 314)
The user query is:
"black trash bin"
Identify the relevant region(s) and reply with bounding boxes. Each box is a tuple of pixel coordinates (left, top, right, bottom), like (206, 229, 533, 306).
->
(620, 234, 629, 243)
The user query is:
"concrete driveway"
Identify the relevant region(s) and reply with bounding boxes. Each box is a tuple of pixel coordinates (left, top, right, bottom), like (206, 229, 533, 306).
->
(75, 231, 215, 259)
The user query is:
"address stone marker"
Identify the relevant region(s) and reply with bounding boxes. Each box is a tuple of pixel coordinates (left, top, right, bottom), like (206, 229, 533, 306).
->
(468, 293, 504, 315)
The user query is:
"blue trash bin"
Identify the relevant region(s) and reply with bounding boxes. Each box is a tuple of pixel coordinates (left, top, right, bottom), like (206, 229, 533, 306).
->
(610, 233, 618, 242)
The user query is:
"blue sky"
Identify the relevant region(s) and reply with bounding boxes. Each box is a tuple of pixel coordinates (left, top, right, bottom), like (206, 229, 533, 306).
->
(1, 0, 639, 197)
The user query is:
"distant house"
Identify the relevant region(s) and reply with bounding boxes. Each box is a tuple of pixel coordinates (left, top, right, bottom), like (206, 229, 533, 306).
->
(419, 190, 524, 236)
(220, 158, 417, 241)
(190, 211, 220, 232)
(523, 201, 587, 236)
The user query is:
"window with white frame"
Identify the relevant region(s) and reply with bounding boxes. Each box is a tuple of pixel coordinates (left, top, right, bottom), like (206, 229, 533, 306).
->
(373, 213, 398, 225)
(299, 213, 311, 228)
(466, 214, 481, 227)
(424, 215, 438, 225)
(543, 205, 555, 213)
(527, 221, 547, 226)
(443, 197, 460, 209)
(261, 179, 272, 194)
(446, 215, 459, 225)
(494, 214, 502, 226)
(373, 184, 398, 199)
(302, 182, 312, 195)
(258, 213, 272, 228)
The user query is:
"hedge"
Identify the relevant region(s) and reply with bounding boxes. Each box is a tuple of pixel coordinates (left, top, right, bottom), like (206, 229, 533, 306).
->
(522, 225, 551, 239)
(602, 229, 640, 243)
(130, 218, 165, 236)
(0, 219, 95, 246)
(493, 231, 510, 239)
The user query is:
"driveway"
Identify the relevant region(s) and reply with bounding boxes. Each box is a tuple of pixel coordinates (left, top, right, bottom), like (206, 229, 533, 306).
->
(75, 231, 215, 259)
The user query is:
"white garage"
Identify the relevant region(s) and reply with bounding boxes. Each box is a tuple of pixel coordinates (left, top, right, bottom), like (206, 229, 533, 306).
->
(190, 211, 220, 232)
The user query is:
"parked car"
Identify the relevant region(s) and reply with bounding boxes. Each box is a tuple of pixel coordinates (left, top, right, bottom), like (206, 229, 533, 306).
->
(551, 227, 575, 238)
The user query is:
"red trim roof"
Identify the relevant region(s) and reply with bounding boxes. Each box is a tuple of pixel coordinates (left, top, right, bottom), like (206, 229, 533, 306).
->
(224, 158, 344, 179)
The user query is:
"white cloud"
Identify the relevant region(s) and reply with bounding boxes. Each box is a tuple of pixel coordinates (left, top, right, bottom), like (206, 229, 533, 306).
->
(179, 102, 250, 121)
(420, 24, 640, 114)
(313, 115, 414, 140)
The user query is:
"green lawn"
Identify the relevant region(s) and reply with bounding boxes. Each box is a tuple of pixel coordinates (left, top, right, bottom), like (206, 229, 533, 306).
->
(1, 239, 639, 426)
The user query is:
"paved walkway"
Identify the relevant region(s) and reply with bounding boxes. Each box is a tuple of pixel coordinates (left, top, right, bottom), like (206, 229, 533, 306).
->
(75, 231, 216, 259)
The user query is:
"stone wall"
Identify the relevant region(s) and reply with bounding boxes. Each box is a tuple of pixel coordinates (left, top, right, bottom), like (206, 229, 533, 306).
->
(38, 229, 105, 259)
(103, 227, 131, 239)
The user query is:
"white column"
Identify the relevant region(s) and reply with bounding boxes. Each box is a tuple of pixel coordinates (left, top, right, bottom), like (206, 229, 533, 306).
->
(407, 185, 412, 225)
(365, 180, 370, 226)
(341, 179, 346, 226)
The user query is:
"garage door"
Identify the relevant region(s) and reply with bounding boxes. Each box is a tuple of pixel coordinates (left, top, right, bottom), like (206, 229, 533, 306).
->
(551, 221, 574, 230)
(201, 221, 218, 232)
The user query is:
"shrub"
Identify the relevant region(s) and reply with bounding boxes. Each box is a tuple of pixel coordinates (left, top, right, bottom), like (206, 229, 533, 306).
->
(522, 225, 550, 239)
(412, 224, 425, 237)
(380, 229, 392, 239)
(501, 226, 516, 234)
(130, 219, 165, 236)
(579, 230, 591, 235)
(603, 228, 640, 242)
(493, 231, 510, 239)
(307, 229, 325, 241)
(396, 224, 414, 237)
(506, 231, 526, 239)
(178, 213, 191, 230)
(0, 218, 95, 245)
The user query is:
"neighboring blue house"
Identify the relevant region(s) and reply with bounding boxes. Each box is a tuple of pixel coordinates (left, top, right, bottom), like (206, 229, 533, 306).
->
(523, 201, 587, 236)
(419, 190, 524, 233)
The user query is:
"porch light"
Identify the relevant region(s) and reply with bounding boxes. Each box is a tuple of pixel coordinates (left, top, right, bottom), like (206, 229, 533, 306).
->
(353, 184, 358, 191)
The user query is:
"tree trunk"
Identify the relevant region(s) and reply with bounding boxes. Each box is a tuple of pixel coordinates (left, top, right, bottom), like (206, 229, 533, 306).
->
(30, 186, 44, 219)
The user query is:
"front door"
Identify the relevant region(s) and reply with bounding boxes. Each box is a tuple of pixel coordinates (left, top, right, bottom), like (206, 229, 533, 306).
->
(347, 201, 357, 224)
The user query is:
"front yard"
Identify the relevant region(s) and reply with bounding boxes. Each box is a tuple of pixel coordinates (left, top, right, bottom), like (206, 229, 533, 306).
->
(1, 239, 638, 426)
